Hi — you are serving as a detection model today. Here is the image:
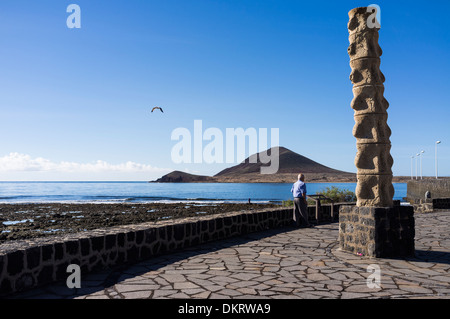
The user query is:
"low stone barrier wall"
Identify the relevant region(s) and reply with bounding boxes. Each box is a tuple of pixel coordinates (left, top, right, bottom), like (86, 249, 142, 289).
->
(432, 198, 450, 210)
(408, 198, 450, 214)
(407, 180, 450, 202)
(0, 207, 292, 296)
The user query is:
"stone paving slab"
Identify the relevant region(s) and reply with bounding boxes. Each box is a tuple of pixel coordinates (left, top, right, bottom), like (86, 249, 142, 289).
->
(4, 211, 450, 299)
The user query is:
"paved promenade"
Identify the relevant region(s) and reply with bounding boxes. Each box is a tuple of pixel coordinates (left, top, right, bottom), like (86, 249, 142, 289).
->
(6, 211, 450, 299)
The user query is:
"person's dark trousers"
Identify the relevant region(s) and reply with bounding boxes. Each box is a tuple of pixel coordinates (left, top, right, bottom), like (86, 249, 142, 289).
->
(293, 197, 310, 227)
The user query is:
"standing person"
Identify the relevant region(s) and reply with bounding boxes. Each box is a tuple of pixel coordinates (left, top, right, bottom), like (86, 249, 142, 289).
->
(291, 173, 312, 228)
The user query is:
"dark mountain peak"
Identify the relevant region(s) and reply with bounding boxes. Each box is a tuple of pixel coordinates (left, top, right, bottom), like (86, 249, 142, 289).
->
(215, 146, 345, 176)
(152, 147, 355, 183)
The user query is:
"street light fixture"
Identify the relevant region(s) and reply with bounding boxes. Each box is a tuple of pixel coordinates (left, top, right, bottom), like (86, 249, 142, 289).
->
(436, 141, 441, 179)
(420, 150, 425, 179)
(416, 153, 420, 180)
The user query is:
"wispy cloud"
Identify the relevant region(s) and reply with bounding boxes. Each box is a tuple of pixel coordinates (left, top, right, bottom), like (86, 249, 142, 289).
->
(0, 153, 170, 174)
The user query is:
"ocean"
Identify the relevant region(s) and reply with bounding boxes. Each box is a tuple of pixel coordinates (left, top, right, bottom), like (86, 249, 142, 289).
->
(0, 182, 408, 204)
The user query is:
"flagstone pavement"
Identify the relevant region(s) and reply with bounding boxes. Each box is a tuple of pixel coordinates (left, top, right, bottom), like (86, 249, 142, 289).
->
(6, 211, 450, 299)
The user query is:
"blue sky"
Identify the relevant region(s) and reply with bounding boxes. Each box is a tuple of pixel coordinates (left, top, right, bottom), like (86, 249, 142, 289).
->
(0, 0, 449, 181)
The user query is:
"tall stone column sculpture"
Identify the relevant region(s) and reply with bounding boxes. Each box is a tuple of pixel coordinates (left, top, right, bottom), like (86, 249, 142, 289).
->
(339, 7, 415, 258)
(347, 6, 394, 208)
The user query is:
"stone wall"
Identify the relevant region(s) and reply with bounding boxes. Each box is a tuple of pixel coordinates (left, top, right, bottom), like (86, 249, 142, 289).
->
(412, 198, 450, 214)
(339, 205, 415, 258)
(433, 198, 450, 210)
(1, 207, 293, 296)
(407, 180, 450, 202)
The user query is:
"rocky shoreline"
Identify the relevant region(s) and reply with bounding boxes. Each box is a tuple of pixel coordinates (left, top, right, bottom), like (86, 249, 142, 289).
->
(151, 172, 414, 184)
(0, 202, 278, 243)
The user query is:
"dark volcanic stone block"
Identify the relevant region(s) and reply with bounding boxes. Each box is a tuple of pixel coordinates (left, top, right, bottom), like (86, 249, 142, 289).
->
(7, 251, 24, 276)
(65, 241, 79, 255)
(185, 223, 191, 237)
(127, 246, 138, 262)
(105, 234, 117, 250)
(339, 205, 415, 258)
(118, 233, 125, 247)
(0, 255, 4, 275)
(0, 277, 12, 295)
(216, 218, 223, 230)
(166, 226, 173, 240)
(208, 220, 215, 232)
(55, 261, 70, 281)
(41, 244, 54, 261)
(26, 247, 40, 270)
(126, 231, 135, 242)
(80, 238, 91, 256)
(174, 224, 185, 241)
(54, 243, 64, 261)
(15, 273, 34, 291)
(37, 265, 54, 283)
(91, 236, 104, 252)
(136, 230, 144, 245)
(159, 227, 166, 240)
(140, 246, 151, 260)
(145, 228, 157, 244)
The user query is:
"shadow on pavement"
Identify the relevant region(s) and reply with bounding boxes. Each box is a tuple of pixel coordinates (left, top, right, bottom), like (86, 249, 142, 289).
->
(8, 225, 304, 299)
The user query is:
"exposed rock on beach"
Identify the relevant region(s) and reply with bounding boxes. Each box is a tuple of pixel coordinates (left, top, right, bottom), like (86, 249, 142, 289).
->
(0, 202, 277, 242)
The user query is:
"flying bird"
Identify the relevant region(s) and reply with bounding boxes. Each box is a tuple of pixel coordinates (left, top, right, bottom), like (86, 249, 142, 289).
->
(151, 107, 163, 113)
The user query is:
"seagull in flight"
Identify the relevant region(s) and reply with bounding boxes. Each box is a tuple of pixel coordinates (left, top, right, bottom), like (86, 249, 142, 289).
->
(151, 106, 164, 113)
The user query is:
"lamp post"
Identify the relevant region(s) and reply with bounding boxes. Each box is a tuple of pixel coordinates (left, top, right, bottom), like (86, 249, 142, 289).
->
(436, 141, 441, 179)
(420, 150, 425, 180)
(411, 155, 414, 180)
(416, 153, 419, 180)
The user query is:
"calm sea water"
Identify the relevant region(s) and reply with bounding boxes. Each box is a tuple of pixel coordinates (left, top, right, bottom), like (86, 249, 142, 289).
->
(0, 182, 408, 204)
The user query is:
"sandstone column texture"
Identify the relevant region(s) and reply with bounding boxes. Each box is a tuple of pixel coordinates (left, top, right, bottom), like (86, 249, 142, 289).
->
(348, 7, 394, 207)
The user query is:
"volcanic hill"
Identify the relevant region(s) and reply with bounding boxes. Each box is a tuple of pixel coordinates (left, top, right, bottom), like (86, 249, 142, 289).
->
(153, 147, 357, 183)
